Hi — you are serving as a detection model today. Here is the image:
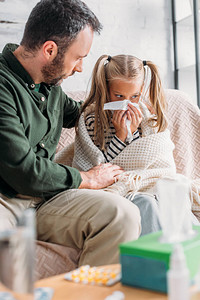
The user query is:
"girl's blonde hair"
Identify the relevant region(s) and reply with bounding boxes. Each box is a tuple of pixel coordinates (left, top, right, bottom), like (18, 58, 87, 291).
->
(81, 54, 167, 150)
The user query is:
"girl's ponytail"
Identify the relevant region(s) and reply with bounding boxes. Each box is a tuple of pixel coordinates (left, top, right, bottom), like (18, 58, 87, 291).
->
(80, 55, 112, 149)
(145, 61, 168, 132)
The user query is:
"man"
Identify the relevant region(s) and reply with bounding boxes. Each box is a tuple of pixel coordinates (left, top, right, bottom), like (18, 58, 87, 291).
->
(0, 0, 141, 266)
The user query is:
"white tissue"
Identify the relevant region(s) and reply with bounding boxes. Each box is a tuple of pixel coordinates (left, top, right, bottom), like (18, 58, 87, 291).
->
(103, 100, 141, 112)
(157, 174, 196, 243)
(103, 100, 141, 143)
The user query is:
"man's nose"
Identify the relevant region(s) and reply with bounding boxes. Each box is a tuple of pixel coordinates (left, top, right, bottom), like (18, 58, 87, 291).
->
(74, 60, 83, 73)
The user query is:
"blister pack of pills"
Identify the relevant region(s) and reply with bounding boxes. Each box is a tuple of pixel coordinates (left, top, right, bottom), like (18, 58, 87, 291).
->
(64, 265, 121, 286)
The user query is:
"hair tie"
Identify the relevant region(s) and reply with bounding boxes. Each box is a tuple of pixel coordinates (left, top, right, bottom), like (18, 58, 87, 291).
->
(107, 55, 112, 62)
(143, 60, 147, 66)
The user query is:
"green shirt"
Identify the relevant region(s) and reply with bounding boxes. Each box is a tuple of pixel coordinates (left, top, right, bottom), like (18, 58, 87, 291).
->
(0, 44, 82, 200)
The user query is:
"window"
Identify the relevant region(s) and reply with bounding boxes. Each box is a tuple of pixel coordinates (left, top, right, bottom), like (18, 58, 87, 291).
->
(172, 0, 200, 107)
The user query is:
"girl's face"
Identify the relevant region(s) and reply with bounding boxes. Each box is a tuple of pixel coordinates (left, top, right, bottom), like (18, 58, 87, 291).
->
(109, 79, 142, 103)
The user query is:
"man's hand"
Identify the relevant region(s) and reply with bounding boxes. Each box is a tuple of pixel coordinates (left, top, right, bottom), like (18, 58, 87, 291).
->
(79, 163, 124, 189)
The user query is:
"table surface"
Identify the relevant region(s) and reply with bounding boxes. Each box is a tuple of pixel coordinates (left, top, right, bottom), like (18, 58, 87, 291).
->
(35, 264, 168, 300)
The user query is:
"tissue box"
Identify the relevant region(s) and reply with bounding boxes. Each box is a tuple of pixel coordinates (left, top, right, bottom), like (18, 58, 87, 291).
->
(119, 225, 200, 293)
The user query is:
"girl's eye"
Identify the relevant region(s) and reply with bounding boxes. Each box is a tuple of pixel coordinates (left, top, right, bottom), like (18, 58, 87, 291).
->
(115, 94, 123, 98)
(131, 94, 140, 99)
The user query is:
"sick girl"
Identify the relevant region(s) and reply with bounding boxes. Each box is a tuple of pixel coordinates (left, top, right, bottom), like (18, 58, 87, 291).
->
(72, 54, 177, 235)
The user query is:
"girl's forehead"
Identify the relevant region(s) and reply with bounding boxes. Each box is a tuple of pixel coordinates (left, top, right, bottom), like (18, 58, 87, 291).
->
(109, 79, 142, 92)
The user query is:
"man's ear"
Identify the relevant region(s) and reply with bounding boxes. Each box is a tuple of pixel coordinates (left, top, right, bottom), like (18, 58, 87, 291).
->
(42, 41, 58, 61)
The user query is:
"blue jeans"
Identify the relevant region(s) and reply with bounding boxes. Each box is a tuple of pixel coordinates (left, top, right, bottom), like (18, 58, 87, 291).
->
(126, 193, 161, 236)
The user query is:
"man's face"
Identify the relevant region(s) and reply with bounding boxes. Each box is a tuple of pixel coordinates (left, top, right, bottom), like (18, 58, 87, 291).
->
(41, 25, 94, 86)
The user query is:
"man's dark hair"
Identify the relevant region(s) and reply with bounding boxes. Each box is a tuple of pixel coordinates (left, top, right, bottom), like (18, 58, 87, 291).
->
(21, 0, 102, 52)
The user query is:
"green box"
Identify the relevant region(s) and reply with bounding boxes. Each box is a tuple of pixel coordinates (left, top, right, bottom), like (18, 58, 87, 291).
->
(119, 225, 200, 293)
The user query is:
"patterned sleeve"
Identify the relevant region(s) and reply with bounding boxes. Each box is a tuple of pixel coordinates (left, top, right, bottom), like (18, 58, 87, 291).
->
(85, 114, 140, 162)
(103, 135, 126, 162)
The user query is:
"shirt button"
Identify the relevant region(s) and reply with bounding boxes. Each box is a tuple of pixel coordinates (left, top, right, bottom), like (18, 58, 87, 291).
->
(30, 83, 35, 89)
(41, 97, 45, 102)
(41, 143, 45, 148)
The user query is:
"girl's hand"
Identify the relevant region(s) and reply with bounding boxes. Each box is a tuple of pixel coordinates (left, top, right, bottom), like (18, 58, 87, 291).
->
(127, 103, 142, 133)
(112, 110, 128, 142)
(112, 104, 143, 142)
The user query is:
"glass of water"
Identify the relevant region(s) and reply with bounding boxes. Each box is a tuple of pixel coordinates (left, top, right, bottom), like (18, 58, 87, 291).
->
(0, 209, 35, 300)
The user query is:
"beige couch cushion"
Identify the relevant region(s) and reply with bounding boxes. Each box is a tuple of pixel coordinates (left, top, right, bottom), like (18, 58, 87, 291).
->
(35, 241, 81, 280)
(166, 89, 200, 180)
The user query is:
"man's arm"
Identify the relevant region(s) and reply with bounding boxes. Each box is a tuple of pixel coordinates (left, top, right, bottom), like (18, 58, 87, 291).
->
(0, 87, 123, 199)
(0, 85, 82, 199)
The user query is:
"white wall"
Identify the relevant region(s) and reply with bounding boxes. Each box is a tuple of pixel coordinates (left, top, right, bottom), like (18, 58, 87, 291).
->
(64, 0, 174, 92)
(0, 0, 174, 93)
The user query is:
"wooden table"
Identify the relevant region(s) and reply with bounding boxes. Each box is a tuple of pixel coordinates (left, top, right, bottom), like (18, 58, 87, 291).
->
(35, 265, 168, 300)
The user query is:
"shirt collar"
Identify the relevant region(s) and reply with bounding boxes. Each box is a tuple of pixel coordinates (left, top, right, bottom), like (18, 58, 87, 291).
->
(2, 43, 37, 88)
(2, 43, 52, 91)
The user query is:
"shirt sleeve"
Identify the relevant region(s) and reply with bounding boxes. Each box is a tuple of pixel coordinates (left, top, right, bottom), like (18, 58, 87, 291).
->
(103, 131, 140, 162)
(102, 136, 126, 162)
(85, 114, 125, 162)
(85, 114, 140, 162)
(0, 84, 82, 200)
(86, 113, 126, 162)
(63, 92, 83, 128)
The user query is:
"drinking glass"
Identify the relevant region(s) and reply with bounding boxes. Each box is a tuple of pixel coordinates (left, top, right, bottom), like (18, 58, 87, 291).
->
(0, 209, 35, 300)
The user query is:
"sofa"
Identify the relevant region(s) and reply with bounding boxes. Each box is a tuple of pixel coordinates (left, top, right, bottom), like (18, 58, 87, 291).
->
(35, 88, 200, 280)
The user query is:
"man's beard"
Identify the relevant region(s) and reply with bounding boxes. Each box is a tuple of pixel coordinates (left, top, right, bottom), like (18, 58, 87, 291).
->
(41, 53, 65, 86)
